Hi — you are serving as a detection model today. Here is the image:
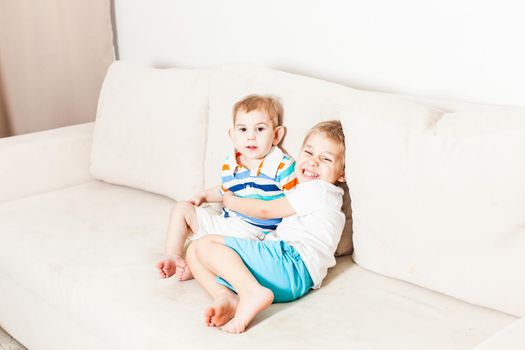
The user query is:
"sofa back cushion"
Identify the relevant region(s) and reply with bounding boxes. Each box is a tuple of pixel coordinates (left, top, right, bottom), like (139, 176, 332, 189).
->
(206, 64, 358, 255)
(205, 64, 444, 256)
(91, 61, 210, 200)
(344, 103, 525, 316)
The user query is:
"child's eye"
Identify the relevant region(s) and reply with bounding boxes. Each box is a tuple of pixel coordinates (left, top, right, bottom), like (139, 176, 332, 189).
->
(322, 157, 333, 162)
(257, 127, 266, 132)
(304, 150, 313, 156)
(238, 127, 247, 132)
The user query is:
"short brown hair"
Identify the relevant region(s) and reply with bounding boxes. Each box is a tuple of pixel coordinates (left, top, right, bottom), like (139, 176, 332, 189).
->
(302, 120, 345, 151)
(232, 94, 283, 127)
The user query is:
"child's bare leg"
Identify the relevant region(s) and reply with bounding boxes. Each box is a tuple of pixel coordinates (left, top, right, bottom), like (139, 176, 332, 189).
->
(156, 201, 199, 280)
(192, 235, 274, 333)
(186, 241, 239, 327)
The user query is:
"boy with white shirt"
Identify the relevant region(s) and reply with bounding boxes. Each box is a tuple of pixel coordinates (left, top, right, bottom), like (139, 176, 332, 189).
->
(186, 120, 346, 334)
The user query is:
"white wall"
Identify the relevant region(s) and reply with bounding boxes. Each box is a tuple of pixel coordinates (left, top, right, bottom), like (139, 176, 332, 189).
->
(115, 0, 525, 107)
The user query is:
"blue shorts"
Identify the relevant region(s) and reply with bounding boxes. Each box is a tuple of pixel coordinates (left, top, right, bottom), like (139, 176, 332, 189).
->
(216, 237, 313, 303)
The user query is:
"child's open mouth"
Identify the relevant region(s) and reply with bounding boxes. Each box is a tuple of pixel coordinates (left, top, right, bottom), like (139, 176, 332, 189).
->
(246, 146, 258, 151)
(302, 169, 319, 179)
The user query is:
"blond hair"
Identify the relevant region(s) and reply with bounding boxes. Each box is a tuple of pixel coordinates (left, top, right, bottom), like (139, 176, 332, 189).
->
(302, 120, 345, 151)
(232, 94, 283, 127)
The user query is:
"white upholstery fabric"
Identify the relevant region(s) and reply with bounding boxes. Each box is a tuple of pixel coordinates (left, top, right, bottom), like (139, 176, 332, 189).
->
(0, 181, 515, 349)
(344, 103, 525, 316)
(3, 62, 525, 349)
(0, 271, 109, 350)
(91, 61, 210, 201)
(473, 317, 525, 350)
(0, 123, 94, 203)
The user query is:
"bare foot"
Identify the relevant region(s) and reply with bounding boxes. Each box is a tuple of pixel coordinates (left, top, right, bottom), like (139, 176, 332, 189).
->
(156, 258, 177, 278)
(205, 293, 239, 327)
(173, 257, 194, 281)
(220, 286, 273, 334)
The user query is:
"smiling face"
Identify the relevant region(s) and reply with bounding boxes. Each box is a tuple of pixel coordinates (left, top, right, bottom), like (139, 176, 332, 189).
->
(296, 131, 345, 184)
(229, 109, 284, 168)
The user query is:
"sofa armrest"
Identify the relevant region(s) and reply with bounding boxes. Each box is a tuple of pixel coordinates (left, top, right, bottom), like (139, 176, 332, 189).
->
(472, 317, 525, 350)
(0, 123, 95, 203)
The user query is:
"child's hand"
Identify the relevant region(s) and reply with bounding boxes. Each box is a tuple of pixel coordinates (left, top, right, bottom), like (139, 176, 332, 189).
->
(189, 193, 206, 206)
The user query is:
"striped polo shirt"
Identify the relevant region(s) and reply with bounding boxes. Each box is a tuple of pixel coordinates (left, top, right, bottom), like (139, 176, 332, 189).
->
(220, 146, 298, 232)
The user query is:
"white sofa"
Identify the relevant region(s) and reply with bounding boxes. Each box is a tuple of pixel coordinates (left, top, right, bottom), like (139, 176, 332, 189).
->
(1, 62, 524, 350)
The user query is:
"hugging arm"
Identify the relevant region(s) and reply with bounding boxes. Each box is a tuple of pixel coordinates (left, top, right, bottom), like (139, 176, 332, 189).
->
(222, 191, 296, 219)
(189, 185, 223, 206)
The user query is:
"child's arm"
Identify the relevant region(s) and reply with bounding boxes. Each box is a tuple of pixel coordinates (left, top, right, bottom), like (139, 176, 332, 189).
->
(190, 185, 223, 206)
(222, 191, 296, 219)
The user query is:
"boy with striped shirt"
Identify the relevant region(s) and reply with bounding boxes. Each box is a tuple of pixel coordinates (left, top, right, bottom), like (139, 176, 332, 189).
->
(220, 147, 296, 236)
(156, 95, 297, 281)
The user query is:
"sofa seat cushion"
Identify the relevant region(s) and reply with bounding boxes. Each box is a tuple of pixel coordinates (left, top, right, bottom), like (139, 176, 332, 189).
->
(0, 182, 516, 349)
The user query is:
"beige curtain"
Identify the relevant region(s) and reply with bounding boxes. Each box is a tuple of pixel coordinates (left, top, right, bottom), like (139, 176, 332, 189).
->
(0, 70, 10, 137)
(0, 0, 114, 137)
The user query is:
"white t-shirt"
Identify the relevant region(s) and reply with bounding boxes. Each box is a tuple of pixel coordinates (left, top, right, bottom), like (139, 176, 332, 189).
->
(268, 180, 345, 288)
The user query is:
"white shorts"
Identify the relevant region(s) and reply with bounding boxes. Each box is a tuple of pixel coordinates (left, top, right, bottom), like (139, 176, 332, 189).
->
(192, 206, 267, 241)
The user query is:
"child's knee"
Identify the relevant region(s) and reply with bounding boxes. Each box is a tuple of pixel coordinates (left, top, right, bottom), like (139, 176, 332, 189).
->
(197, 235, 214, 248)
(203, 234, 225, 245)
(192, 236, 216, 258)
(172, 201, 195, 216)
(189, 239, 206, 262)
